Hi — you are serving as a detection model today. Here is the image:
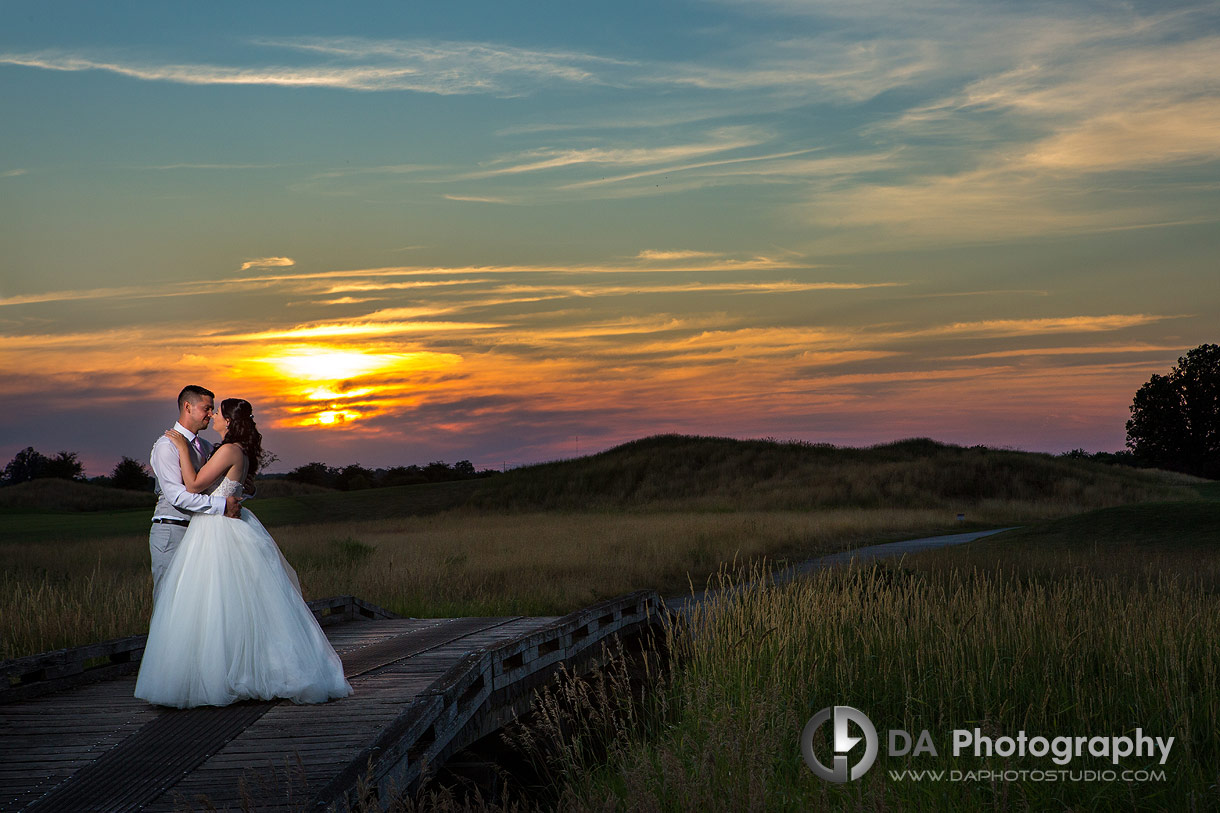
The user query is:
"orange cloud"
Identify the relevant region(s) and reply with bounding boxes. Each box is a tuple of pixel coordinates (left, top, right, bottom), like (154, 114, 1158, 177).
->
(239, 256, 296, 271)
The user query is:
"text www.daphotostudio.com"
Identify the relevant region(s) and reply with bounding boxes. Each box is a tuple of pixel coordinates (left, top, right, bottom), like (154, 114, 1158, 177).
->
(801, 706, 1172, 784)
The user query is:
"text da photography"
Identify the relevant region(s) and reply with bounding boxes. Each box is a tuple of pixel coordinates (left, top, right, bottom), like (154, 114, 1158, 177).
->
(801, 706, 1174, 784)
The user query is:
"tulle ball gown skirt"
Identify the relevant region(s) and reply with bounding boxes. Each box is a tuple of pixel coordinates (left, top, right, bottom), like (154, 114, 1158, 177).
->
(135, 510, 353, 708)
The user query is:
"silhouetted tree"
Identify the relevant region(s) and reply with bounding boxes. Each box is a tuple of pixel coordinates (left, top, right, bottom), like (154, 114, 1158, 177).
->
(2, 447, 49, 484)
(1058, 448, 1138, 467)
(334, 463, 375, 491)
(111, 456, 154, 490)
(1126, 344, 1220, 478)
(283, 458, 495, 489)
(1, 447, 84, 484)
(380, 465, 426, 487)
(285, 462, 337, 488)
(423, 461, 453, 482)
(43, 451, 85, 481)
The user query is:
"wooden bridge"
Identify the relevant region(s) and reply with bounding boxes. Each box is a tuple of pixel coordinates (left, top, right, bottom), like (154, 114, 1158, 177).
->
(0, 592, 665, 812)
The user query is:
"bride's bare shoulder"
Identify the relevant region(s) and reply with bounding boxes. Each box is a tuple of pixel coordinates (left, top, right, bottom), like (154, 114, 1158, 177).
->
(210, 443, 244, 463)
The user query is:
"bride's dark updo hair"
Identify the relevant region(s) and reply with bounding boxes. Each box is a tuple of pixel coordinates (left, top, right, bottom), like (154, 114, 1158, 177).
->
(219, 398, 265, 477)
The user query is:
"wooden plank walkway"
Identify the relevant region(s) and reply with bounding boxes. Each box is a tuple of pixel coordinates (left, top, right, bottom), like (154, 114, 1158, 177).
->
(0, 592, 663, 812)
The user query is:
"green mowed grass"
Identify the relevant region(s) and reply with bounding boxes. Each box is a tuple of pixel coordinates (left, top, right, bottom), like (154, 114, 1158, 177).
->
(912, 481, 1220, 586)
(994, 481, 1219, 546)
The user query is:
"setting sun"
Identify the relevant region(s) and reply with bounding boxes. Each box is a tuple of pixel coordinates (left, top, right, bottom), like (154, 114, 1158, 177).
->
(314, 410, 359, 425)
(259, 346, 409, 382)
(305, 386, 375, 402)
(243, 344, 463, 429)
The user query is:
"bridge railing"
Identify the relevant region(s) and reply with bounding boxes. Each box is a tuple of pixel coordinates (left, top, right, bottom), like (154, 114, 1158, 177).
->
(313, 589, 666, 810)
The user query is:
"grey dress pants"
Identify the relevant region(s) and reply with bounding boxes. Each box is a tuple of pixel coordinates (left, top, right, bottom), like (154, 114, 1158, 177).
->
(149, 522, 189, 602)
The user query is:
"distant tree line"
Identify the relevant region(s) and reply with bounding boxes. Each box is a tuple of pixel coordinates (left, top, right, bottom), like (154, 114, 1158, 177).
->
(0, 447, 154, 490)
(1, 446, 498, 493)
(1057, 449, 1138, 466)
(282, 460, 497, 491)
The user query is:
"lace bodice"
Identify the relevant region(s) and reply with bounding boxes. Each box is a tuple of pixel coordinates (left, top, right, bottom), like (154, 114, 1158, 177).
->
(210, 477, 244, 499)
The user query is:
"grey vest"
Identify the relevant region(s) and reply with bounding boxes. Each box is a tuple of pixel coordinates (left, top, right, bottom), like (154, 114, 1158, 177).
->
(152, 436, 210, 520)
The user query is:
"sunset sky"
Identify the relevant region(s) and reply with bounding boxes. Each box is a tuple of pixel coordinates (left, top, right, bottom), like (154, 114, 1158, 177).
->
(2, 1, 1218, 475)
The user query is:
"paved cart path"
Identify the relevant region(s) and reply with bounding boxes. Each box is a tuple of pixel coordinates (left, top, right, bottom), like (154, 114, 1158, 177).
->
(665, 526, 1019, 613)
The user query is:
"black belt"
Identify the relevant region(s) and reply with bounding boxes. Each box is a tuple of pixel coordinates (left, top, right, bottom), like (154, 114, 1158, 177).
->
(152, 518, 190, 527)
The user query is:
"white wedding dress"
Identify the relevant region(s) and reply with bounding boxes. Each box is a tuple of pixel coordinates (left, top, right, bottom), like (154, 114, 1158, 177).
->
(135, 476, 353, 708)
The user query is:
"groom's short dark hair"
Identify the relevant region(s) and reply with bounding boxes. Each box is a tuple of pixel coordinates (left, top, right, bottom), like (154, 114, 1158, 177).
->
(178, 385, 215, 410)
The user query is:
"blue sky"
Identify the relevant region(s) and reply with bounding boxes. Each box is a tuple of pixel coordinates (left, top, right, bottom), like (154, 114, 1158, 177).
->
(2, 1, 1218, 474)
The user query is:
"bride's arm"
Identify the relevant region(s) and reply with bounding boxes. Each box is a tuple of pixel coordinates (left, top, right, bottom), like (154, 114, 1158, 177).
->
(163, 432, 242, 493)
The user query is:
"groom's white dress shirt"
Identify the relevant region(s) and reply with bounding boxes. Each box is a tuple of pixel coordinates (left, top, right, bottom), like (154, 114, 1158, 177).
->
(150, 422, 225, 520)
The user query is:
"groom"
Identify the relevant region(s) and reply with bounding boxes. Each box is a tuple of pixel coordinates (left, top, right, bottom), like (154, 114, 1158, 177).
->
(148, 385, 241, 598)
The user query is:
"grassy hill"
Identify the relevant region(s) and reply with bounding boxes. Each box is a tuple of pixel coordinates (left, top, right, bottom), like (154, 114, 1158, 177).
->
(461, 434, 1194, 512)
(0, 435, 1200, 543)
(0, 478, 156, 512)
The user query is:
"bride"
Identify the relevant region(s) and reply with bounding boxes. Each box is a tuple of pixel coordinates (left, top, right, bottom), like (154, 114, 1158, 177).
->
(134, 398, 353, 708)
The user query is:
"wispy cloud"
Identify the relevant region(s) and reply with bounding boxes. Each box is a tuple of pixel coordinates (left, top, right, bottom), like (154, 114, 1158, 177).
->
(255, 36, 631, 82)
(1, 169, 27, 178)
(221, 319, 501, 343)
(442, 193, 512, 204)
(469, 127, 770, 178)
(752, 8, 1220, 246)
(141, 162, 281, 171)
(942, 344, 1186, 361)
(800, 160, 1220, 247)
(645, 37, 940, 101)
(913, 314, 1184, 338)
(239, 256, 295, 272)
(1021, 99, 1220, 173)
(557, 147, 825, 191)
(636, 250, 723, 260)
(902, 289, 1049, 300)
(897, 33, 1220, 126)
(293, 138, 844, 204)
(334, 280, 906, 311)
(0, 37, 632, 96)
(0, 32, 935, 102)
(0, 284, 210, 308)
(283, 256, 805, 278)
(301, 296, 385, 307)
(320, 279, 498, 295)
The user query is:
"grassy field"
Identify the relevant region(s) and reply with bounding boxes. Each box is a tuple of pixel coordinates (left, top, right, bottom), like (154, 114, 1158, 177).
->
(530, 487, 1220, 811)
(1, 508, 1005, 660)
(0, 438, 1198, 661)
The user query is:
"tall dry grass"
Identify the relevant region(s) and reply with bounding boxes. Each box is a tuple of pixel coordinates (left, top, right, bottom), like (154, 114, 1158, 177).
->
(3, 507, 981, 660)
(540, 559, 1219, 810)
